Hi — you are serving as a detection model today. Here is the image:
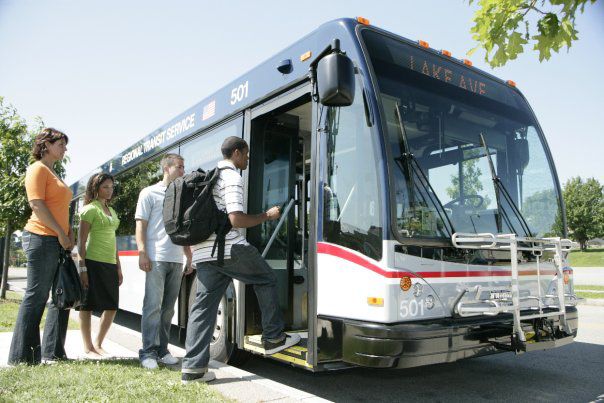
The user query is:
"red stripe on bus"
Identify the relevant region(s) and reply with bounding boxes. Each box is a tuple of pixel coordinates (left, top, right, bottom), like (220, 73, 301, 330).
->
(317, 242, 418, 278)
(118, 250, 139, 256)
(317, 242, 557, 279)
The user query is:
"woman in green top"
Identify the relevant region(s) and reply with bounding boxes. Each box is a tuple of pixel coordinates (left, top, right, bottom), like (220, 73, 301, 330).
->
(77, 172, 122, 358)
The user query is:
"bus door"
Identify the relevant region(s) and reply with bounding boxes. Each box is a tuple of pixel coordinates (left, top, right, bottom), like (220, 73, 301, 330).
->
(242, 89, 315, 367)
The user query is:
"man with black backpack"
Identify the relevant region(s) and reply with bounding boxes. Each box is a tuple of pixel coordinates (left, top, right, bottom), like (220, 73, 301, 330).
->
(181, 136, 300, 384)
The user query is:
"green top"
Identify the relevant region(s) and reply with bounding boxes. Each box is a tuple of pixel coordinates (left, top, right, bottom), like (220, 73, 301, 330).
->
(79, 200, 120, 264)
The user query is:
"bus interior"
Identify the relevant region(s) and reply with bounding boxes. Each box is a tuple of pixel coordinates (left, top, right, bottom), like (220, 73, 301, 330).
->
(242, 94, 313, 357)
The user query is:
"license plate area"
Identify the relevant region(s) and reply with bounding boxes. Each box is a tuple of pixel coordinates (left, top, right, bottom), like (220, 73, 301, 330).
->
(489, 290, 513, 300)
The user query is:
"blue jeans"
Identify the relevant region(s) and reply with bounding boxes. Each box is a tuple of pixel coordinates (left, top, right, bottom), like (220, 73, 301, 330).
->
(139, 261, 183, 360)
(182, 244, 283, 373)
(8, 231, 70, 364)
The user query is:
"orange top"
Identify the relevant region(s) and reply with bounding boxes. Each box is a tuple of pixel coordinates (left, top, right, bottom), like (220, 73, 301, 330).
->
(24, 161, 73, 237)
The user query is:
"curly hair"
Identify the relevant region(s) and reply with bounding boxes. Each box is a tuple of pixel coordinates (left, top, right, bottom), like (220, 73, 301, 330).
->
(31, 127, 69, 160)
(84, 172, 115, 205)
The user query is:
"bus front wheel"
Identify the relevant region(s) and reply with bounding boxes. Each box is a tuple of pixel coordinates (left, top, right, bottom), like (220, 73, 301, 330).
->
(188, 281, 247, 365)
(210, 294, 235, 362)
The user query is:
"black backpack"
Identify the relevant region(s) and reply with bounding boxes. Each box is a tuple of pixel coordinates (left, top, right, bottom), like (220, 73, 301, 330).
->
(163, 166, 234, 264)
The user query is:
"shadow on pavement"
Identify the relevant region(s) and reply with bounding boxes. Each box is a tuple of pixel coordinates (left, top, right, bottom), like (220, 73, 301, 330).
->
(235, 341, 604, 402)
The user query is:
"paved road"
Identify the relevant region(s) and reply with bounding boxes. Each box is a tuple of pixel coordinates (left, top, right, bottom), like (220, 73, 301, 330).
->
(235, 305, 604, 403)
(573, 267, 604, 286)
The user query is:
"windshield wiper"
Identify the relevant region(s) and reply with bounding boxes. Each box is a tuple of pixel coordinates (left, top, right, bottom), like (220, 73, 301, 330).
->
(479, 133, 533, 238)
(395, 105, 455, 237)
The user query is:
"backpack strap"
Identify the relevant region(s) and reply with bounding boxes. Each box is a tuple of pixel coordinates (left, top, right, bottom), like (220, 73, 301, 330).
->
(211, 217, 231, 266)
(210, 164, 236, 266)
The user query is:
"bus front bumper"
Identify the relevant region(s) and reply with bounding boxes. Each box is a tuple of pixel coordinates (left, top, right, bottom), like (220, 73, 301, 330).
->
(339, 307, 578, 369)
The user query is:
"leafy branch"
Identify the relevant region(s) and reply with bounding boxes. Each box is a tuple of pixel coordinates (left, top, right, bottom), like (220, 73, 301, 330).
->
(467, 0, 597, 67)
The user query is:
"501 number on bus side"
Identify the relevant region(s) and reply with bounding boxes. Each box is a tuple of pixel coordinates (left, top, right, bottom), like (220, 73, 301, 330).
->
(230, 81, 249, 105)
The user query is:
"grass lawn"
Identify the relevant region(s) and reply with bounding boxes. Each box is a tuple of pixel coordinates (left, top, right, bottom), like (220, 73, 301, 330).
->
(0, 359, 230, 402)
(0, 291, 79, 332)
(577, 292, 604, 299)
(575, 285, 604, 291)
(568, 248, 604, 267)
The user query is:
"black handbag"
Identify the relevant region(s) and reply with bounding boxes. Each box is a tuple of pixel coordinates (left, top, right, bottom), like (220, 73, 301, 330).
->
(52, 248, 82, 310)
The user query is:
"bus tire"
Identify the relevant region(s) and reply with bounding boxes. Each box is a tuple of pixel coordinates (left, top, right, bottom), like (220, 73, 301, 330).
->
(188, 280, 247, 365)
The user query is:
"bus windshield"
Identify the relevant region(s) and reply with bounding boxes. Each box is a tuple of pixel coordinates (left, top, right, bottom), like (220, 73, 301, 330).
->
(362, 30, 564, 241)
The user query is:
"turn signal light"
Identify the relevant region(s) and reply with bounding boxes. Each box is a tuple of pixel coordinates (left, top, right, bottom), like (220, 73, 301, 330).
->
(367, 297, 384, 306)
(506, 79, 517, 87)
(441, 49, 452, 57)
(300, 51, 312, 62)
(357, 17, 370, 25)
(418, 40, 430, 48)
(463, 58, 473, 66)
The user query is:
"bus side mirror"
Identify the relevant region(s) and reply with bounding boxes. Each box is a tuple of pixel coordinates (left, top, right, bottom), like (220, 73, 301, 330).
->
(317, 52, 355, 107)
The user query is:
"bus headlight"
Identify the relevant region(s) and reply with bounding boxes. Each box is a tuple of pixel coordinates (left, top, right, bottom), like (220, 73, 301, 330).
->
(425, 295, 435, 310)
(413, 283, 423, 297)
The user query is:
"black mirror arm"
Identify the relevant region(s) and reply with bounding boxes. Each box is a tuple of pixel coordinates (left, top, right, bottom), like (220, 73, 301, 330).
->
(309, 39, 344, 100)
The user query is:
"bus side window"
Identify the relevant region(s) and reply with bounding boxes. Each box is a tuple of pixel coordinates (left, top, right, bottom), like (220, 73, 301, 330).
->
(179, 117, 242, 172)
(111, 153, 165, 243)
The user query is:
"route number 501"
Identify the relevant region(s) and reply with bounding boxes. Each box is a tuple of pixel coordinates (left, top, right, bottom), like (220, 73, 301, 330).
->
(400, 300, 425, 317)
(230, 81, 249, 105)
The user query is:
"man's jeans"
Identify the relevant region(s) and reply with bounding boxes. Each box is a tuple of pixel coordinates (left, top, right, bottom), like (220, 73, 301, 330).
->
(8, 231, 70, 365)
(139, 261, 183, 360)
(182, 244, 283, 373)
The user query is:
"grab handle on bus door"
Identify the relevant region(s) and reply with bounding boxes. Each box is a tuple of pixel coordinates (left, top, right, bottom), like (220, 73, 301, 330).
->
(261, 198, 295, 259)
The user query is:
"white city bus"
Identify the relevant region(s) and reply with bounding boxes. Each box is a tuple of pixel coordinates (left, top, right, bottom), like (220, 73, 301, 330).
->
(69, 17, 578, 371)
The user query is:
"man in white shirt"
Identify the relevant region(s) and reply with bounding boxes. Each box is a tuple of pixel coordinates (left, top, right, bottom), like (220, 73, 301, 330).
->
(135, 153, 192, 369)
(181, 136, 300, 384)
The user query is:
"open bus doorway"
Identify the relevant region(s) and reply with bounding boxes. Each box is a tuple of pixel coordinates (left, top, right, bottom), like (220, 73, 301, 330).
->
(243, 94, 312, 362)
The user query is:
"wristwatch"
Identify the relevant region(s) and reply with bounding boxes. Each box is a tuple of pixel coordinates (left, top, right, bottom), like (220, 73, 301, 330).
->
(79, 266, 87, 273)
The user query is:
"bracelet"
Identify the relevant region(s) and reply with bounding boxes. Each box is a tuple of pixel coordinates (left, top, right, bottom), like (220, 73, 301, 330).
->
(79, 266, 87, 273)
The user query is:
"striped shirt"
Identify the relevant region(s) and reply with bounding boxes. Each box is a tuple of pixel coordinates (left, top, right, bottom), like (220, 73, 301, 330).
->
(191, 160, 248, 263)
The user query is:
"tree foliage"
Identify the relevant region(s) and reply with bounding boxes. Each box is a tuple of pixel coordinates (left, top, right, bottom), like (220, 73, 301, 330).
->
(468, 0, 598, 67)
(562, 176, 604, 250)
(0, 97, 33, 233)
(111, 156, 162, 236)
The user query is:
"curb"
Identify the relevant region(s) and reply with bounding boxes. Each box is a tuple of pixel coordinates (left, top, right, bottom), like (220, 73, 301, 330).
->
(6, 282, 330, 402)
(578, 298, 604, 307)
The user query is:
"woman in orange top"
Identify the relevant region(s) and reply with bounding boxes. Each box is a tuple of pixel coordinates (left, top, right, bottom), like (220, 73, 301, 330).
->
(8, 128, 74, 365)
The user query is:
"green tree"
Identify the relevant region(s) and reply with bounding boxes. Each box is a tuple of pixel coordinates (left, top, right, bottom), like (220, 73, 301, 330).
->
(563, 176, 604, 250)
(468, 0, 598, 67)
(0, 97, 32, 299)
(111, 157, 162, 236)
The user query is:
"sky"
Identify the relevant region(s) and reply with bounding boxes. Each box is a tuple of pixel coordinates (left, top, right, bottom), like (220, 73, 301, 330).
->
(1, 0, 603, 187)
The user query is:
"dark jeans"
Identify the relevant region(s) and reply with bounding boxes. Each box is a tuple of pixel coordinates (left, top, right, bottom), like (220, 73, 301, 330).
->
(182, 244, 283, 373)
(8, 231, 70, 365)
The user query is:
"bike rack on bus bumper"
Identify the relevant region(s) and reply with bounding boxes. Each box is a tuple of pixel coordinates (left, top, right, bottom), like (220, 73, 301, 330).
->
(451, 233, 577, 351)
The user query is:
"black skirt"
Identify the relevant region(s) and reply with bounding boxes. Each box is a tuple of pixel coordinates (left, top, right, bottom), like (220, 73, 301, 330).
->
(78, 259, 119, 311)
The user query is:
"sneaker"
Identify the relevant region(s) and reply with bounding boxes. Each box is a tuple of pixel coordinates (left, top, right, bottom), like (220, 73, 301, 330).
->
(181, 371, 216, 384)
(158, 352, 179, 365)
(141, 357, 159, 369)
(262, 333, 301, 356)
